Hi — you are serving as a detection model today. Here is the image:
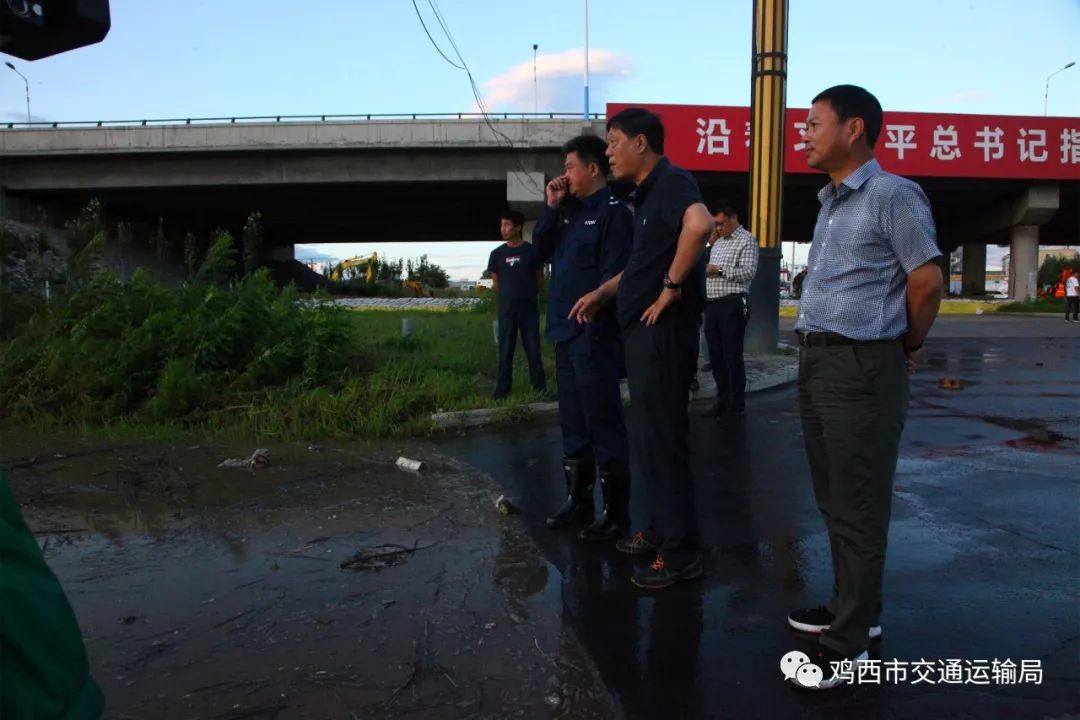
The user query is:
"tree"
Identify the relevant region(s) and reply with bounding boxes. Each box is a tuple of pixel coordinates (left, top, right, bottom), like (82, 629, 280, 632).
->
(65, 198, 104, 255)
(242, 211, 263, 275)
(413, 254, 449, 288)
(193, 229, 237, 286)
(1038, 254, 1077, 292)
(116, 220, 134, 279)
(154, 218, 169, 263)
(63, 200, 107, 284)
(183, 232, 200, 279)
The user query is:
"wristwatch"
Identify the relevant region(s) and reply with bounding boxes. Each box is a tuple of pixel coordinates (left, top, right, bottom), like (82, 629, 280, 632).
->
(663, 275, 681, 290)
(904, 341, 923, 353)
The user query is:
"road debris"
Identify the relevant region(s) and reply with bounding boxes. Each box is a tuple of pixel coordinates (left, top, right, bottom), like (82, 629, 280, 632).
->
(396, 456, 424, 473)
(339, 544, 416, 572)
(218, 449, 270, 469)
(494, 495, 518, 515)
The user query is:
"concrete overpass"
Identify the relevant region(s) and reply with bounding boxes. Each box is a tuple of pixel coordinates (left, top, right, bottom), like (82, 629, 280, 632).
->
(0, 113, 1076, 297)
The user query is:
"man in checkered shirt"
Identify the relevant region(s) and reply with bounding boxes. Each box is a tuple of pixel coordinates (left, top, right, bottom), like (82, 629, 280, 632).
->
(702, 199, 758, 421)
(784, 84, 945, 691)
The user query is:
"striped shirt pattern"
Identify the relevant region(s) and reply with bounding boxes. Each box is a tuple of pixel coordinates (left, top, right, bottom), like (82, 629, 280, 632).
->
(706, 225, 759, 298)
(795, 159, 941, 341)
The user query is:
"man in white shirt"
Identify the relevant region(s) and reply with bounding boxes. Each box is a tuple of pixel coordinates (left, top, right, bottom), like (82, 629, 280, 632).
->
(1065, 267, 1079, 322)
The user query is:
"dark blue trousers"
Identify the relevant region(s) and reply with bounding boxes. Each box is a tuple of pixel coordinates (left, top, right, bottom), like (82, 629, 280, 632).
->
(555, 330, 628, 466)
(495, 304, 546, 398)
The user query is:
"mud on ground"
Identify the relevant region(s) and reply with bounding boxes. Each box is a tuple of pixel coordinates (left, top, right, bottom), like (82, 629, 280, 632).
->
(1, 431, 613, 720)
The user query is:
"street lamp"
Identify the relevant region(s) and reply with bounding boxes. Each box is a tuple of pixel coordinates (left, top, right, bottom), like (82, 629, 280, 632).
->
(583, 0, 590, 121)
(4, 61, 31, 126)
(532, 43, 538, 114)
(1041, 61, 1075, 115)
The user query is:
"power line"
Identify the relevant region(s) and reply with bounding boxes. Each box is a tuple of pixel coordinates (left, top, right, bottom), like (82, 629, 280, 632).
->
(417, 0, 548, 197)
(411, 0, 465, 70)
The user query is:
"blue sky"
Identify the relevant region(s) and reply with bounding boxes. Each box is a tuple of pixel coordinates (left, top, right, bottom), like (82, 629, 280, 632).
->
(3, 0, 1078, 278)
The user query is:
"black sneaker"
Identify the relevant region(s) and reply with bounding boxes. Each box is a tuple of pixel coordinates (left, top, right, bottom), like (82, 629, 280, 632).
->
(784, 640, 869, 690)
(788, 605, 882, 640)
(615, 531, 657, 556)
(631, 554, 704, 590)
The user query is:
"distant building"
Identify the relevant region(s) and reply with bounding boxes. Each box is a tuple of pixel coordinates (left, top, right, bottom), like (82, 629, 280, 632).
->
(1001, 246, 1078, 274)
(949, 270, 1008, 297)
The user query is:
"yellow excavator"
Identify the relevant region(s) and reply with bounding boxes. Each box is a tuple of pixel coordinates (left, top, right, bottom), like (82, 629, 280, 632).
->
(328, 253, 378, 283)
(401, 279, 434, 297)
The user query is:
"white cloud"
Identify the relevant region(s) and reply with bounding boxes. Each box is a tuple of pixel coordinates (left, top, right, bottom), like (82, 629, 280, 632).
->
(936, 90, 993, 105)
(474, 48, 633, 113)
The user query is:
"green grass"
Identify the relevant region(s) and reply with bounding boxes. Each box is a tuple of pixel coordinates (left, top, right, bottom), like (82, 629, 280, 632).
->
(997, 298, 1067, 313)
(149, 306, 557, 440)
(343, 307, 556, 409)
(937, 300, 1002, 314)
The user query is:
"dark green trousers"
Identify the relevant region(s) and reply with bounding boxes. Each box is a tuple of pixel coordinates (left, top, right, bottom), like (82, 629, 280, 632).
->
(797, 340, 909, 656)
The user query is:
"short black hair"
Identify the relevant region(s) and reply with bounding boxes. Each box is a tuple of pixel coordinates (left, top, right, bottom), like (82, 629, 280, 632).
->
(709, 199, 739, 219)
(606, 107, 665, 154)
(812, 84, 883, 149)
(562, 134, 610, 176)
(500, 209, 524, 227)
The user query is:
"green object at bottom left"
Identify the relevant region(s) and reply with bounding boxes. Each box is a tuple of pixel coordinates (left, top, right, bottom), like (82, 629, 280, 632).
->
(0, 471, 104, 719)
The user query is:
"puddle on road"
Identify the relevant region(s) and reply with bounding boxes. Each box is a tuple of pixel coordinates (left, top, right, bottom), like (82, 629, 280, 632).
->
(2, 433, 613, 719)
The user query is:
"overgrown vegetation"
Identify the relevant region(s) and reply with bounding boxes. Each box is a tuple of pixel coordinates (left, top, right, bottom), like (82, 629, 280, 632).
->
(0, 200, 547, 440)
(0, 235, 359, 432)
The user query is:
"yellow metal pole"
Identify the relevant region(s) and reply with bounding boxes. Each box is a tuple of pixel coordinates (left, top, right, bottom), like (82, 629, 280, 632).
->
(746, 0, 788, 353)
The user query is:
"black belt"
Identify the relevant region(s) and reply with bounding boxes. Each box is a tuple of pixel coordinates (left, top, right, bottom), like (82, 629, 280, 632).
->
(797, 332, 897, 347)
(706, 293, 747, 304)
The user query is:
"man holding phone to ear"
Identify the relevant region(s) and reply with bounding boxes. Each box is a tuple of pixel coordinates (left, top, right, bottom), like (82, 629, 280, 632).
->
(534, 134, 633, 544)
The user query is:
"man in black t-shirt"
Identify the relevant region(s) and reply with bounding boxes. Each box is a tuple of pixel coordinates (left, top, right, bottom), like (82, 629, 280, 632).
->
(570, 108, 715, 590)
(486, 210, 546, 399)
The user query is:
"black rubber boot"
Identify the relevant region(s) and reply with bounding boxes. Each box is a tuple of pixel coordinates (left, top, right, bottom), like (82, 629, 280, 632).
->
(578, 462, 630, 542)
(546, 457, 596, 528)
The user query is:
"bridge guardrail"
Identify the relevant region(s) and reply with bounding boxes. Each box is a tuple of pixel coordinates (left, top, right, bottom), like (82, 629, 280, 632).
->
(2, 112, 606, 130)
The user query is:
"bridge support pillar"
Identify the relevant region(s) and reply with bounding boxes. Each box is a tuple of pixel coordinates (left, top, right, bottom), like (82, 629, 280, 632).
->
(506, 171, 546, 216)
(961, 243, 986, 296)
(1008, 225, 1039, 301)
(267, 245, 294, 262)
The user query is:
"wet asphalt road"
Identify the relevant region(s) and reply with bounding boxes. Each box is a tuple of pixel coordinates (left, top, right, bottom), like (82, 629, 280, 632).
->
(440, 315, 1080, 719)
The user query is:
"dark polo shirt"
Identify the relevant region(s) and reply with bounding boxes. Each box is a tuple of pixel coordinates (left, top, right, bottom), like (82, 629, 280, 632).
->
(616, 157, 706, 328)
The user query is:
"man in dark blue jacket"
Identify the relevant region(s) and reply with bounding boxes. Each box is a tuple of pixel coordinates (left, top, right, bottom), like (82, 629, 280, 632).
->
(534, 133, 634, 543)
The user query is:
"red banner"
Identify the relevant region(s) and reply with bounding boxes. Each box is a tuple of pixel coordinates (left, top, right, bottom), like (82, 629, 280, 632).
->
(606, 103, 1080, 181)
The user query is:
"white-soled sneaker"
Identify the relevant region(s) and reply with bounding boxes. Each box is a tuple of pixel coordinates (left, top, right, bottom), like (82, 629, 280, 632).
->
(788, 605, 882, 640)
